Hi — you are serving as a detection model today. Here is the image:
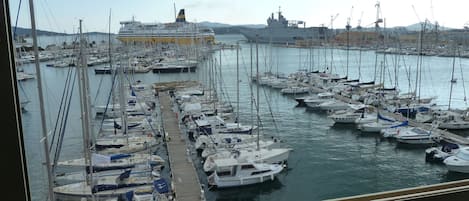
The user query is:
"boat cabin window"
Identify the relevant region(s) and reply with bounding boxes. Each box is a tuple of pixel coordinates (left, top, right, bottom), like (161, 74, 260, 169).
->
(231, 166, 237, 176)
(241, 164, 255, 170)
(216, 171, 231, 177)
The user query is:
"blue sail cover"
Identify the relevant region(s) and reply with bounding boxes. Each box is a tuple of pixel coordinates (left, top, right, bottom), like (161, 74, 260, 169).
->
(154, 178, 169, 194)
(124, 190, 134, 201)
(110, 153, 131, 160)
(378, 113, 395, 122)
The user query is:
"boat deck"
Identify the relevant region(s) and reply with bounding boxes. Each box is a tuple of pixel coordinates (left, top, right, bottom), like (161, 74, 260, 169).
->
(159, 91, 204, 201)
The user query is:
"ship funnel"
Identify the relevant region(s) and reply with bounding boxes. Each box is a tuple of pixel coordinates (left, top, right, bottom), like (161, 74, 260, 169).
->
(176, 9, 186, 23)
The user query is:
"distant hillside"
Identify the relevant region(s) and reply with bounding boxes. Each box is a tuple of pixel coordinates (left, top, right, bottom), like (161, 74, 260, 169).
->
(404, 22, 454, 31)
(198, 21, 232, 28)
(12, 26, 109, 37)
(12, 26, 66, 37)
(198, 21, 265, 29)
(197, 21, 265, 34)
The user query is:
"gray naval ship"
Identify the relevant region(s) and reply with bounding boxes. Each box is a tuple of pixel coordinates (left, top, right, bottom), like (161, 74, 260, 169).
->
(240, 9, 330, 44)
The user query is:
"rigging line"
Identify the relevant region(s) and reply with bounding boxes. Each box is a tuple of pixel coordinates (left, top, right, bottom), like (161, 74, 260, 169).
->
(17, 79, 29, 102)
(37, 0, 55, 35)
(39, 0, 62, 34)
(238, 44, 264, 128)
(219, 50, 232, 105)
(97, 66, 119, 135)
(50, 36, 81, 141)
(52, 68, 77, 170)
(259, 81, 279, 135)
(384, 54, 394, 87)
(94, 13, 113, 106)
(457, 47, 467, 104)
(49, 61, 74, 152)
(13, 0, 22, 39)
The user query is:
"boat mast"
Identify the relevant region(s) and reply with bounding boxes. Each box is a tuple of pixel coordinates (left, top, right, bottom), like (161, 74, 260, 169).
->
(250, 42, 254, 131)
(77, 20, 94, 193)
(236, 41, 240, 128)
(448, 45, 457, 110)
(28, 0, 55, 199)
(346, 13, 351, 79)
(256, 35, 260, 151)
(330, 13, 338, 74)
(373, 1, 382, 83)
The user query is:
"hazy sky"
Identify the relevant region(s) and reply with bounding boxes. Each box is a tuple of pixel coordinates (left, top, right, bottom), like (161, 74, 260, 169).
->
(9, 0, 469, 33)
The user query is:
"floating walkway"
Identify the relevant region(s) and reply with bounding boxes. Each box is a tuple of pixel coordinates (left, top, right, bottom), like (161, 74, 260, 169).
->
(159, 91, 204, 201)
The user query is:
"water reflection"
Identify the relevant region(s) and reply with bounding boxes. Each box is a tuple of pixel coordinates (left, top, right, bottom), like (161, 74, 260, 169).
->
(213, 179, 284, 201)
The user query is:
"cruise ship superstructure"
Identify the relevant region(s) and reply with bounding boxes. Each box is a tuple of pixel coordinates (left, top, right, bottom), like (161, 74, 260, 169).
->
(117, 9, 215, 45)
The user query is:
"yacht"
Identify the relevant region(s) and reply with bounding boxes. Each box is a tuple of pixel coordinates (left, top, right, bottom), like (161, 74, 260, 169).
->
(444, 147, 469, 173)
(318, 99, 350, 111)
(57, 153, 164, 171)
(426, 141, 461, 163)
(435, 110, 469, 130)
(203, 148, 291, 172)
(328, 104, 371, 124)
(304, 92, 335, 108)
(395, 127, 438, 145)
(207, 158, 284, 188)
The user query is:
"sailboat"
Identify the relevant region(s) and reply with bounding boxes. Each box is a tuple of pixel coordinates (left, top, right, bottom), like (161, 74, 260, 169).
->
(434, 46, 469, 130)
(206, 37, 288, 188)
(54, 20, 165, 201)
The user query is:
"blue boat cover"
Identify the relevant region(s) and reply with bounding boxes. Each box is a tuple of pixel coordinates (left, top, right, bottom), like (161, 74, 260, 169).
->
(124, 190, 134, 201)
(154, 178, 169, 194)
(378, 113, 395, 122)
(110, 153, 131, 160)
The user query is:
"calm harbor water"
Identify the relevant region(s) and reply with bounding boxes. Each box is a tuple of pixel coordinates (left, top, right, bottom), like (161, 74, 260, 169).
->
(21, 34, 469, 201)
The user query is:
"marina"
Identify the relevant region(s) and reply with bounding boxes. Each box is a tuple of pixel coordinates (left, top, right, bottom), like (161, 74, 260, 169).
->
(16, 33, 469, 201)
(9, 1, 469, 201)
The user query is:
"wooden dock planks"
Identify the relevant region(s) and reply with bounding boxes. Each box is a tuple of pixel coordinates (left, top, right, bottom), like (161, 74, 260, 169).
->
(159, 92, 204, 201)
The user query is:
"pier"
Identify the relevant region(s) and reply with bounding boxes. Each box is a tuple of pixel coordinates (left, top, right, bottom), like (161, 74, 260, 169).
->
(159, 90, 204, 201)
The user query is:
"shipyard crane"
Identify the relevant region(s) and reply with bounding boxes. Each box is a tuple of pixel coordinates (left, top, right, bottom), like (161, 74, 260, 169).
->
(346, 6, 353, 30)
(330, 13, 339, 30)
(357, 11, 363, 29)
(374, 1, 383, 28)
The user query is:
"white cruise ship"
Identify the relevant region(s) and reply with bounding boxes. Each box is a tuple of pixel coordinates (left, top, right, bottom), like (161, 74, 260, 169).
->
(117, 9, 215, 45)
